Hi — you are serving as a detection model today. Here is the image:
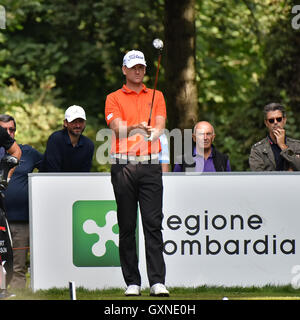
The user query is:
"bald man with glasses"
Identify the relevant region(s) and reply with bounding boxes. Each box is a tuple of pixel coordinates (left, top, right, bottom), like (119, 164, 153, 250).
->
(249, 102, 300, 171)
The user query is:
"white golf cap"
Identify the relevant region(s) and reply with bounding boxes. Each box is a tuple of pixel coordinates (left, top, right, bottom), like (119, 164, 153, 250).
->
(65, 105, 86, 122)
(123, 50, 147, 68)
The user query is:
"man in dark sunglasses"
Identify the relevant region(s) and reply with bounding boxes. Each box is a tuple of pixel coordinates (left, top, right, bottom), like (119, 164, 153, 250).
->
(249, 102, 300, 171)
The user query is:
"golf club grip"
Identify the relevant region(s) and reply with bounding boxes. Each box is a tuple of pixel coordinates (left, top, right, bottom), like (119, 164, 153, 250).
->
(148, 54, 162, 126)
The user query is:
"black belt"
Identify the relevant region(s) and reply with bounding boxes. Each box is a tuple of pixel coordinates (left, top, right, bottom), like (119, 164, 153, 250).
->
(111, 154, 160, 164)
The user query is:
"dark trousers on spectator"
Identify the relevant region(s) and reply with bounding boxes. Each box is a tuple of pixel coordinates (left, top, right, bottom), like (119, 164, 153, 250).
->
(111, 161, 166, 287)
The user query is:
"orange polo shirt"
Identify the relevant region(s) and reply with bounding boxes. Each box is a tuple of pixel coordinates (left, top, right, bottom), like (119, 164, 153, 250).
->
(105, 84, 167, 156)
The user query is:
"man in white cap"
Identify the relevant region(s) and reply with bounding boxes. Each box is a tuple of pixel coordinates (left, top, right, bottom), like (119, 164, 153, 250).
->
(105, 50, 169, 297)
(40, 105, 94, 172)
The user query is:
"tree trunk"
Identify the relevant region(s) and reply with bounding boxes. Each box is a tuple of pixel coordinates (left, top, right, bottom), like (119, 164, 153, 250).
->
(164, 0, 198, 131)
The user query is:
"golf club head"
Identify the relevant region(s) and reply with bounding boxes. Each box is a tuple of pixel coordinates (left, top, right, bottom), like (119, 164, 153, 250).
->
(153, 38, 164, 51)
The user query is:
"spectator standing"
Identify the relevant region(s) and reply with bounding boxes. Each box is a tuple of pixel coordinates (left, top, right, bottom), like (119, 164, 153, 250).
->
(0, 114, 42, 288)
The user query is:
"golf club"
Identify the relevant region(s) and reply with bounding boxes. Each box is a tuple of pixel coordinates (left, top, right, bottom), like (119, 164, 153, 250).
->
(148, 38, 164, 126)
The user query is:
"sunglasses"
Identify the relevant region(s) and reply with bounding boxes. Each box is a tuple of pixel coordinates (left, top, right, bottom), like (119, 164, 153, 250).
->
(267, 117, 283, 124)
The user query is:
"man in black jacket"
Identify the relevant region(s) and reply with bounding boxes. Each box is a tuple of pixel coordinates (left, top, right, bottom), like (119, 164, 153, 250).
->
(174, 121, 231, 172)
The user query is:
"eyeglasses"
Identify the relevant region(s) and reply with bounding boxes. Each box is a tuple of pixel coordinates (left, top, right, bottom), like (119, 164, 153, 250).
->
(267, 117, 283, 124)
(8, 127, 16, 133)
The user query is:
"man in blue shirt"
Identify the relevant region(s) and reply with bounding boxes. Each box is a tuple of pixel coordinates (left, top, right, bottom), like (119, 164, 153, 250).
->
(40, 105, 94, 172)
(159, 133, 169, 172)
(0, 114, 42, 288)
(174, 121, 231, 172)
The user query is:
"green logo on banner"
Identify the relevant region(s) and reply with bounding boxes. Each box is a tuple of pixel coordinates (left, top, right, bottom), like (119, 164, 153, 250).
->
(73, 200, 121, 267)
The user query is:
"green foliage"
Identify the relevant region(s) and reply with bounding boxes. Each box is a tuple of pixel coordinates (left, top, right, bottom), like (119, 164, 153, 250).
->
(195, 0, 300, 170)
(0, 0, 164, 172)
(0, 0, 164, 120)
(0, 0, 299, 171)
(0, 78, 63, 151)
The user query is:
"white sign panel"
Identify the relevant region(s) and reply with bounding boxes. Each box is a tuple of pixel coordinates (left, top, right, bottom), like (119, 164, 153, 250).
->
(29, 173, 300, 291)
(162, 173, 299, 287)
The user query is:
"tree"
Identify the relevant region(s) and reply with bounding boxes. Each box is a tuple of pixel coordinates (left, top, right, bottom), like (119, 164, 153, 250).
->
(251, 0, 300, 140)
(193, 0, 297, 170)
(164, 0, 198, 131)
(1, 0, 299, 172)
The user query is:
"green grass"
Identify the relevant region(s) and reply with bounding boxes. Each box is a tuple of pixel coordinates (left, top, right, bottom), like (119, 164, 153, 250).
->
(5, 285, 300, 300)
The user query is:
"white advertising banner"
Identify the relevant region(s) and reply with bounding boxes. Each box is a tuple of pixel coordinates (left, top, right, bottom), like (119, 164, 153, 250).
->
(29, 172, 300, 291)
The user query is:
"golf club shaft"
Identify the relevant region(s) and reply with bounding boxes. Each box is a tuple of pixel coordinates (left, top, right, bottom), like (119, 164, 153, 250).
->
(148, 53, 162, 126)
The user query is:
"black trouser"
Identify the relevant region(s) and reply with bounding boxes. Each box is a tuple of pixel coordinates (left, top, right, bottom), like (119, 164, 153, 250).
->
(111, 161, 166, 287)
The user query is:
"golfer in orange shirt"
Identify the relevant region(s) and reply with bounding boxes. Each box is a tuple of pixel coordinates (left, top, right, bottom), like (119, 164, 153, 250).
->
(105, 50, 169, 297)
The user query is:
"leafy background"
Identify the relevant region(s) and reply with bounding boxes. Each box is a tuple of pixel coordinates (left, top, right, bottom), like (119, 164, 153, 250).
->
(0, 0, 299, 171)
